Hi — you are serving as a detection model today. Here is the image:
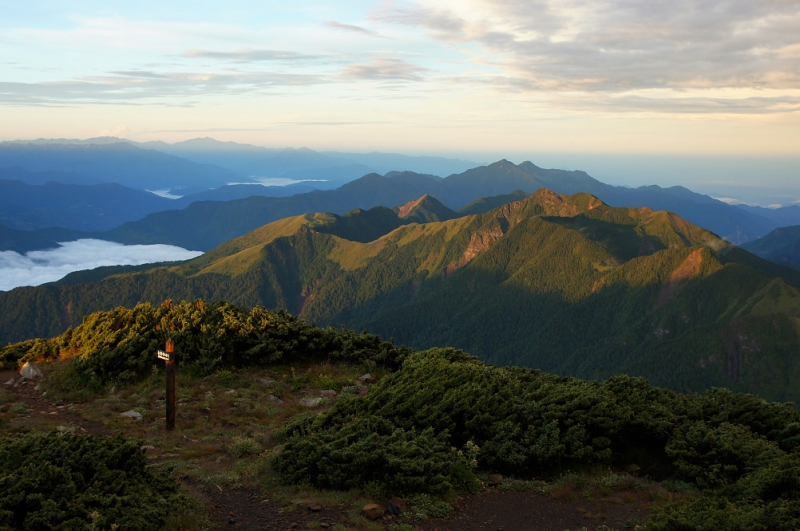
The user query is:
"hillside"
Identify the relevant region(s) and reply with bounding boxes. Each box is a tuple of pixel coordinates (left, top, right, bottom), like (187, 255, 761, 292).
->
(742, 225, 800, 270)
(2, 302, 800, 530)
(2, 190, 799, 402)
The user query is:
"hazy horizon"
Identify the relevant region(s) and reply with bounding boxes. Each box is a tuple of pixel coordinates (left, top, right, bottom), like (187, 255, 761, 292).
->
(2, 1, 798, 205)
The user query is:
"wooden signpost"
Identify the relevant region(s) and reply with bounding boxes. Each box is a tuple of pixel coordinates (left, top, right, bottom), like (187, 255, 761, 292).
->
(157, 338, 176, 431)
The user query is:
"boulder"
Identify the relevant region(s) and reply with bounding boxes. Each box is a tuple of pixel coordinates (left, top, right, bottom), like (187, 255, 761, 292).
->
(20, 362, 43, 380)
(299, 397, 323, 408)
(487, 473, 504, 486)
(361, 503, 385, 520)
(387, 497, 407, 515)
(320, 389, 337, 398)
(358, 373, 372, 383)
(120, 410, 143, 420)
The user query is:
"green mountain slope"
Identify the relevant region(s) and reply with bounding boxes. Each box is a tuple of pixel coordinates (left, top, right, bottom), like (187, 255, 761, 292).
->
(2, 190, 799, 401)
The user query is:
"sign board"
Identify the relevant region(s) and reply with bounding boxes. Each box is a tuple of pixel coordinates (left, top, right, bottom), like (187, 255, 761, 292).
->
(157, 350, 171, 361)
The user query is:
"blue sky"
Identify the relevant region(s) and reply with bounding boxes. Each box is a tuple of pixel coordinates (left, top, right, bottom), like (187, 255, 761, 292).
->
(1, 1, 799, 202)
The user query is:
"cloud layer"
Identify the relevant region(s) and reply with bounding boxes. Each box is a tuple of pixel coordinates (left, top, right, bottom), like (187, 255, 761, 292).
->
(376, 0, 800, 92)
(0, 239, 202, 292)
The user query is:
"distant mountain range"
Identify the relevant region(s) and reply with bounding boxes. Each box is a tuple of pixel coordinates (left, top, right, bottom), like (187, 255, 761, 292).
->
(1, 137, 479, 191)
(88, 161, 800, 249)
(2, 191, 800, 402)
(3, 139, 800, 258)
(742, 225, 800, 270)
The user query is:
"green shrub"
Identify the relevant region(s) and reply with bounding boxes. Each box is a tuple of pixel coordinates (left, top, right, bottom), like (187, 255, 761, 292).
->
(228, 437, 261, 458)
(0, 432, 191, 531)
(274, 415, 456, 495)
(0, 300, 413, 389)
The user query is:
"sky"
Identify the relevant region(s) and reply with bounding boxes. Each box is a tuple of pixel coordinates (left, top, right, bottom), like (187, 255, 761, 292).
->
(0, 240, 202, 291)
(1, 1, 799, 201)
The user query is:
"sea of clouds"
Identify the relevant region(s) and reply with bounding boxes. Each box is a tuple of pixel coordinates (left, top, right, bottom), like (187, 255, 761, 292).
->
(0, 239, 203, 292)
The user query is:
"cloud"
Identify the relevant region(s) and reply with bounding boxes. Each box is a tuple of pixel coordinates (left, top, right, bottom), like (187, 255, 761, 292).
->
(712, 196, 745, 204)
(0, 239, 202, 292)
(324, 21, 378, 36)
(342, 57, 428, 81)
(99, 123, 129, 137)
(0, 69, 328, 106)
(374, 0, 800, 108)
(184, 48, 323, 63)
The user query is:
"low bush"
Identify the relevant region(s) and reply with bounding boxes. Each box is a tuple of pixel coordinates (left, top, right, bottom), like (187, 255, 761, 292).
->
(0, 432, 192, 531)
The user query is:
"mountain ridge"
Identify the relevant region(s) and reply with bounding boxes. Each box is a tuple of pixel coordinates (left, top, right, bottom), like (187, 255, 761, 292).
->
(2, 190, 799, 402)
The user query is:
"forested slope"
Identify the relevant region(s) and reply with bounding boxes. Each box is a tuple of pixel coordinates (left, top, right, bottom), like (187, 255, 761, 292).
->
(2, 190, 799, 400)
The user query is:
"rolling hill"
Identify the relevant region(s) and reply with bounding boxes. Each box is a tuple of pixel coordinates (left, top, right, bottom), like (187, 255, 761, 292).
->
(2, 190, 799, 402)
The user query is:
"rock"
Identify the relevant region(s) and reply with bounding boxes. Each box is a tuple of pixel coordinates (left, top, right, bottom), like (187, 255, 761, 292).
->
(487, 473, 504, 486)
(320, 389, 337, 398)
(141, 445, 156, 452)
(20, 361, 44, 380)
(358, 373, 372, 383)
(56, 425, 75, 434)
(259, 377, 276, 386)
(299, 397, 323, 408)
(120, 410, 143, 420)
(3, 378, 14, 386)
(361, 503, 386, 520)
(308, 504, 322, 512)
(353, 384, 369, 395)
(387, 497, 407, 515)
(267, 395, 284, 405)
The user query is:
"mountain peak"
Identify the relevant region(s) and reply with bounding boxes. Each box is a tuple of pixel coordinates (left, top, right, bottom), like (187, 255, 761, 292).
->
(393, 194, 456, 223)
(395, 194, 431, 218)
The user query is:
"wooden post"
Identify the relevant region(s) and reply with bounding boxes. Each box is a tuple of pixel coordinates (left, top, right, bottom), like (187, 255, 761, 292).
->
(165, 338, 175, 431)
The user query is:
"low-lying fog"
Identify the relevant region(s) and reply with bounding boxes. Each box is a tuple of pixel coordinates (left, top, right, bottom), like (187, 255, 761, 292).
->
(0, 239, 203, 291)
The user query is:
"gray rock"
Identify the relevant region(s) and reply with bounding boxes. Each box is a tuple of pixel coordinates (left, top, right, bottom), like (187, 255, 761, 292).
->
(267, 395, 284, 405)
(3, 377, 14, 386)
(56, 426, 76, 434)
(299, 397, 323, 408)
(20, 362, 43, 380)
(259, 377, 276, 386)
(120, 410, 143, 420)
(387, 496, 407, 515)
(320, 389, 337, 398)
(358, 373, 372, 383)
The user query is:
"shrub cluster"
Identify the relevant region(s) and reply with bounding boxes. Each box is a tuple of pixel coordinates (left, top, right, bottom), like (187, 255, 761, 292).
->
(0, 300, 412, 389)
(0, 432, 188, 531)
(274, 348, 800, 526)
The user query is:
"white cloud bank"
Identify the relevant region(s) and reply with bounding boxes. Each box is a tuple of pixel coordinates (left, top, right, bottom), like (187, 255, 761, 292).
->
(0, 239, 203, 292)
